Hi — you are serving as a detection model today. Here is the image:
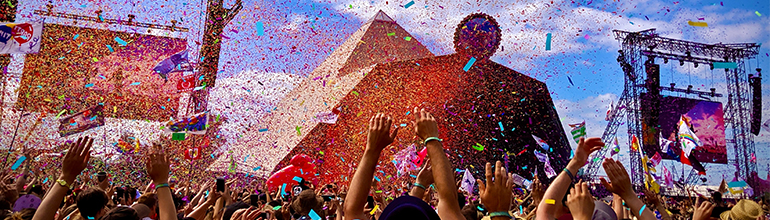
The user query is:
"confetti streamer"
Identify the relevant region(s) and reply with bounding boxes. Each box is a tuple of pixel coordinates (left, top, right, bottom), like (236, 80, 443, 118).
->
(545, 33, 552, 51)
(687, 21, 708, 27)
(463, 57, 476, 72)
(256, 22, 265, 36)
(404, 1, 415, 8)
(114, 37, 127, 46)
(11, 156, 26, 170)
(713, 62, 737, 69)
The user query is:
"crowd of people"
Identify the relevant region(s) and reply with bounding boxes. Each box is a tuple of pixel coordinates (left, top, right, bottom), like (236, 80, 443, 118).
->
(1, 108, 769, 220)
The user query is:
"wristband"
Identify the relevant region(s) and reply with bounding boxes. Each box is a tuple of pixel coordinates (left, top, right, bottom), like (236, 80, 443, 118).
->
(563, 168, 575, 182)
(413, 183, 427, 190)
(639, 204, 647, 216)
(56, 179, 71, 189)
(424, 137, 442, 145)
(489, 211, 512, 219)
(155, 183, 170, 190)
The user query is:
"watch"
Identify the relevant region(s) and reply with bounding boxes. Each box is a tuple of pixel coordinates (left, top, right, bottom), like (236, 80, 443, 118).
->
(57, 179, 71, 188)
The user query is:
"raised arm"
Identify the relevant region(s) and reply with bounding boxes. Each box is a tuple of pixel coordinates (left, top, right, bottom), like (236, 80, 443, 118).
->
(187, 185, 221, 220)
(146, 143, 176, 220)
(409, 159, 433, 199)
(601, 158, 656, 220)
(344, 113, 399, 220)
(32, 136, 93, 220)
(477, 161, 513, 220)
(414, 108, 464, 220)
(536, 137, 604, 220)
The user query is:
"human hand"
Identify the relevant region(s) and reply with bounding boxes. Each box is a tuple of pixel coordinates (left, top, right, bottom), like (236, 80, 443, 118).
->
(0, 175, 19, 203)
(413, 108, 439, 140)
(60, 136, 93, 183)
(600, 158, 634, 199)
(476, 161, 513, 213)
(692, 200, 714, 220)
(566, 181, 595, 220)
(366, 113, 399, 152)
(415, 159, 434, 186)
(643, 189, 661, 205)
(531, 176, 545, 203)
(571, 137, 604, 167)
(146, 143, 170, 184)
(206, 184, 222, 204)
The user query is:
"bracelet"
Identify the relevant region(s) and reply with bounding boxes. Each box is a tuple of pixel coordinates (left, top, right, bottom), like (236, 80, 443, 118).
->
(424, 137, 442, 145)
(489, 211, 512, 219)
(639, 204, 647, 216)
(155, 183, 170, 190)
(563, 168, 575, 182)
(413, 183, 427, 190)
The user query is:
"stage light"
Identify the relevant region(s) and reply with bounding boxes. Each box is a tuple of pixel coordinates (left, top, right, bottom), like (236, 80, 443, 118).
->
(670, 83, 676, 89)
(710, 63, 714, 70)
(685, 51, 691, 57)
(680, 60, 685, 66)
(710, 88, 716, 97)
(687, 85, 693, 93)
(694, 63, 699, 68)
(663, 58, 668, 64)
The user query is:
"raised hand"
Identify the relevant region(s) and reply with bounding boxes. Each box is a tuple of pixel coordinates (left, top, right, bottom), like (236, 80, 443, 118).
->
(692, 200, 714, 220)
(60, 136, 94, 183)
(600, 158, 634, 199)
(476, 161, 513, 213)
(572, 137, 604, 167)
(413, 108, 439, 140)
(415, 159, 434, 187)
(366, 113, 399, 152)
(146, 143, 170, 184)
(566, 181, 595, 220)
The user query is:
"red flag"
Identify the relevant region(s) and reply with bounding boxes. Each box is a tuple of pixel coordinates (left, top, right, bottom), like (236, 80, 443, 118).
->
(680, 148, 691, 166)
(185, 147, 202, 160)
(177, 76, 196, 91)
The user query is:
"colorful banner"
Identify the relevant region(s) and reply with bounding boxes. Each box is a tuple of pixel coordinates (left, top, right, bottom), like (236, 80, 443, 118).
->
(163, 112, 209, 134)
(58, 105, 105, 137)
(0, 22, 43, 54)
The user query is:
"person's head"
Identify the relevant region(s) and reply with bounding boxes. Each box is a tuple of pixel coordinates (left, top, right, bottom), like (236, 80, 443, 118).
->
(4, 208, 35, 220)
(291, 189, 323, 216)
(379, 196, 440, 220)
(124, 187, 137, 204)
(461, 205, 481, 220)
(130, 204, 151, 219)
(136, 193, 157, 217)
(453, 13, 501, 61)
(76, 188, 110, 219)
(29, 185, 44, 196)
(712, 192, 724, 205)
(99, 207, 140, 220)
(720, 199, 763, 220)
(222, 202, 250, 220)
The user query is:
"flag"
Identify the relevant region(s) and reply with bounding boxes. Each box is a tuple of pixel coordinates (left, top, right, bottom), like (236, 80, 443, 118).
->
(185, 146, 202, 160)
(659, 133, 674, 153)
(176, 75, 196, 91)
(663, 166, 673, 187)
(678, 116, 701, 158)
(569, 121, 586, 144)
(650, 152, 662, 168)
(532, 135, 550, 151)
(315, 109, 340, 124)
(460, 169, 475, 193)
(609, 137, 620, 157)
(58, 105, 105, 137)
(533, 151, 557, 178)
(152, 50, 192, 81)
(631, 135, 640, 152)
(718, 178, 728, 193)
(163, 112, 209, 134)
(605, 101, 614, 121)
(0, 22, 43, 54)
(393, 145, 419, 177)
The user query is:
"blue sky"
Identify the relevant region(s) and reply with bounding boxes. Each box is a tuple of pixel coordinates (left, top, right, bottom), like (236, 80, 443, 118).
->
(3, 0, 769, 185)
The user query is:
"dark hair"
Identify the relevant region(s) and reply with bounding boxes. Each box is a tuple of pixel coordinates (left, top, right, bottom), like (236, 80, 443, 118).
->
(76, 188, 109, 218)
(461, 205, 481, 220)
(136, 193, 157, 208)
(29, 185, 45, 196)
(222, 202, 250, 220)
(98, 207, 139, 220)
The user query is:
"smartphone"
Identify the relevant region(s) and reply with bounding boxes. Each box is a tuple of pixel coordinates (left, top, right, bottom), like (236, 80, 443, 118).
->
(322, 195, 334, 201)
(250, 194, 260, 207)
(326, 184, 333, 189)
(216, 178, 225, 192)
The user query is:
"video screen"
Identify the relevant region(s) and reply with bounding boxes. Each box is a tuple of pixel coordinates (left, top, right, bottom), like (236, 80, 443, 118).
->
(16, 23, 187, 121)
(643, 96, 727, 164)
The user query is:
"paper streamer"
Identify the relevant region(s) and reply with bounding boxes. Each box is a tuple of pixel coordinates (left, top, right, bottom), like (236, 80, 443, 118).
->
(463, 57, 476, 72)
(545, 33, 552, 50)
(11, 156, 26, 170)
(713, 62, 737, 69)
(687, 21, 708, 27)
(256, 22, 265, 36)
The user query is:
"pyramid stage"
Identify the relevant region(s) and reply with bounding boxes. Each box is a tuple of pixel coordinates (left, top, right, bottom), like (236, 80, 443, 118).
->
(209, 11, 570, 184)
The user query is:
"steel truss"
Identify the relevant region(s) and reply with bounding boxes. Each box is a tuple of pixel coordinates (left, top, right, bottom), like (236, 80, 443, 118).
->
(583, 29, 760, 188)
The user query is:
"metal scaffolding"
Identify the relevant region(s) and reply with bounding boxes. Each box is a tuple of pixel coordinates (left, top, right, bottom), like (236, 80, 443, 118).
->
(583, 29, 761, 188)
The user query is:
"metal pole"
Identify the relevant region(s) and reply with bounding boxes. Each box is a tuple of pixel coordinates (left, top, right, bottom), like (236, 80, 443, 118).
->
(5, 110, 27, 166)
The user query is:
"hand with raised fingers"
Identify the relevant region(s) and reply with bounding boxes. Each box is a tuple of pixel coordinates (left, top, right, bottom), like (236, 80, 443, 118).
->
(566, 181, 595, 220)
(692, 200, 714, 220)
(60, 136, 94, 183)
(366, 113, 400, 152)
(476, 161, 513, 213)
(572, 137, 605, 167)
(413, 108, 439, 141)
(600, 158, 634, 199)
(146, 143, 170, 185)
(415, 159, 434, 187)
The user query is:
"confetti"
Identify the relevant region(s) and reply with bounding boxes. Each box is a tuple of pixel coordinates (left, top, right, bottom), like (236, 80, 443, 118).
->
(713, 62, 737, 69)
(114, 37, 127, 46)
(387, 32, 396, 36)
(756, 11, 762, 16)
(545, 199, 556, 204)
(687, 21, 708, 27)
(256, 22, 264, 36)
(545, 33, 552, 51)
(404, 1, 415, 9)
(85, 83, 94, 88)
(11, 156, 26, 170)
(463, 57, 476, 72)
(404, 36, 412, 41)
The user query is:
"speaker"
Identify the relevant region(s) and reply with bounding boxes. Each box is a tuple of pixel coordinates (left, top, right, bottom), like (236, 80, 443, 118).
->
(642, 63, 661, 155)
(750, 70, 762, 135)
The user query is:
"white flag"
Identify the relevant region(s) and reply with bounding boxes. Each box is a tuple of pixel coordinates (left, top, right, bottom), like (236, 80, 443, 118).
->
(678, 116, 701, 158)
(659, 133, 673, 153)
(460, 169, 475, 193)
(605, 101, 614, 121)
(0, 22, 43, 54)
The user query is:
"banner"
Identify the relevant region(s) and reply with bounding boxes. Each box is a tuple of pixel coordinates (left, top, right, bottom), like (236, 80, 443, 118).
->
(163, 112, 209, 134)
(0, 22, 42, 54)
(58, 105, 105, 137)
(185, 146, 202, 160)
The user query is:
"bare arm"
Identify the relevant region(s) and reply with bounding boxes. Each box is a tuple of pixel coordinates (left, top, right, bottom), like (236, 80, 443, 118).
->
(146, 143, 177, 220)
(32, 137, 93, 220)
(613, 194, 624, 220)
(601, 159, 656, 220)
(344, 113, 399, 220)
(188, 186, 220, 220)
